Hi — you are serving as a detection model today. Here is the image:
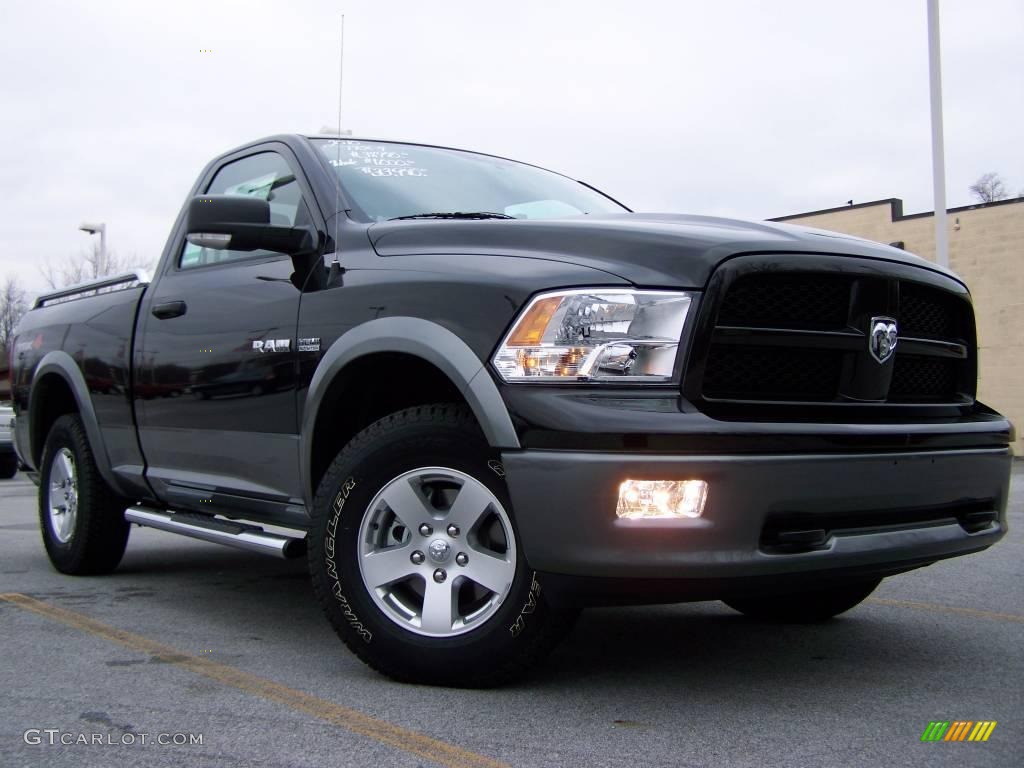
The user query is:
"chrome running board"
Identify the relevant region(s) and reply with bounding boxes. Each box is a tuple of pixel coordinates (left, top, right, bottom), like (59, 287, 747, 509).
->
(125, 506, 306, 559)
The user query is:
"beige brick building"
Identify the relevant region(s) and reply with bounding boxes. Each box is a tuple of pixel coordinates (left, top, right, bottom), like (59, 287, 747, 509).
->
(771, 197, 1023, 454)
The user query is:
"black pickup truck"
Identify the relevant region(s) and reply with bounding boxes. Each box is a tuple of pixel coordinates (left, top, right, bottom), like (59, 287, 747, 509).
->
(10, 135, 1013, 686)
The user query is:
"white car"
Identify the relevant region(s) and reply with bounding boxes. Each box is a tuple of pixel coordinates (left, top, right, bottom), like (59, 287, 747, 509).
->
(0, 403, 17, 479)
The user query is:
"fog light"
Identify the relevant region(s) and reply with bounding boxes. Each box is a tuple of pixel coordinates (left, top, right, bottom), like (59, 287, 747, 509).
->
(616, 479, 708, 519)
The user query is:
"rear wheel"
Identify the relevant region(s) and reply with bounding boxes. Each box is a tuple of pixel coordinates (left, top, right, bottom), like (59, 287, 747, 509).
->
(309, 404, 576, 687)
(723, 578, 882, 622)
(38, 414, 130, 575)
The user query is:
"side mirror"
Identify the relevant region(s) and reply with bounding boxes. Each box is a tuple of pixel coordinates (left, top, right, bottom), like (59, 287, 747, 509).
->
(185, 195, 318, 256)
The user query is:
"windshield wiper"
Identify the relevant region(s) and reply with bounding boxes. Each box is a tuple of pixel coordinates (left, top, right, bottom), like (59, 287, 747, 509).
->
(389, 211, 515, 221)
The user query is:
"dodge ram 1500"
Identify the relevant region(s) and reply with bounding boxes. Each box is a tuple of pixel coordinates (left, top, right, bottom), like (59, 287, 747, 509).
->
(10, 135, 1013, 686)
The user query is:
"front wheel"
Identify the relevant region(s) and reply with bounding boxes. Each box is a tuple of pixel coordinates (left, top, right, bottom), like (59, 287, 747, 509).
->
(309, 404, 575, 687)
(38, 414, 130, 574)
(722, 578, 882, 622)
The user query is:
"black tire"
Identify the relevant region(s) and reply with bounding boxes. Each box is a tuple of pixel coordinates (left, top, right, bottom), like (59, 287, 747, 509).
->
(308, 403, 576, 687)
(722, 578, 882, 622)
(0, 452, 18, 479)
(38, 414, 130, 575)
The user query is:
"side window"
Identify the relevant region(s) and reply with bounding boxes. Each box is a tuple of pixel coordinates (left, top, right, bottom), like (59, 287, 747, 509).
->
(180, 151, 312, 269)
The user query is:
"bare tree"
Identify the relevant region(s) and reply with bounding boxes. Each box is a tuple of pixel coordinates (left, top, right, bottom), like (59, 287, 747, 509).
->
(0, 275, 29, 354)
(39, 242, 143, 290)
(968, 172, 1009, 203)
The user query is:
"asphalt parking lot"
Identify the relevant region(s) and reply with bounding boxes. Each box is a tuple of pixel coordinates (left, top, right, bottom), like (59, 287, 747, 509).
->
(1, 463, 1021, 768)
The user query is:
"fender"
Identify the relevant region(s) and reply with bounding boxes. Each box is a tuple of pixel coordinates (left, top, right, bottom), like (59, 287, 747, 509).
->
(29, 350, 123, 493)
(299, 316, 520, 505)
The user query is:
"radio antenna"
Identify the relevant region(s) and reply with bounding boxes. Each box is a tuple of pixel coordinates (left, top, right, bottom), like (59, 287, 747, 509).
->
(336, 13, 345, 143)
(331, 13, 346, 267)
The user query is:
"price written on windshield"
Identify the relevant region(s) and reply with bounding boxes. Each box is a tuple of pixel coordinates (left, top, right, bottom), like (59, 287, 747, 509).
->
(324, 142, 429, 178)
(357, 167, 428, 177)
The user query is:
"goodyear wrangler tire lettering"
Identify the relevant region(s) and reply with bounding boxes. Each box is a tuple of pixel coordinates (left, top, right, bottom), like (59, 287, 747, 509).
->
(332, 583, 372, 643)
(509, 573, 542, 637)
(307, 404, 578, 687)
(322, 477, 371, 643)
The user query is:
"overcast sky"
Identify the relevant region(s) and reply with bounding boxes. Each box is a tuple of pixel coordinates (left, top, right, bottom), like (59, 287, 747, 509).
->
(2, 0, 1021, 295)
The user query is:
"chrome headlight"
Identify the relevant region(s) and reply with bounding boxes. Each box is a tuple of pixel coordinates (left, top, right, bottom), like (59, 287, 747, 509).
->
(492, 288, 696, 382)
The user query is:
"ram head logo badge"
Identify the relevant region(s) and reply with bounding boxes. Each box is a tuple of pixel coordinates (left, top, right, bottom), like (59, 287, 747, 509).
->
(869, 316, 898, 364)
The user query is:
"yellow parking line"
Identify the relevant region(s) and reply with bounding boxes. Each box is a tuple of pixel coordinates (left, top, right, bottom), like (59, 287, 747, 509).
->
(0, 593, 508, 768)
(867, 597, 1024, 624)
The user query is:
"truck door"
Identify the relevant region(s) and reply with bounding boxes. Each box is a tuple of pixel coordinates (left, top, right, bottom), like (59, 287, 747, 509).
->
(135, 147, 319, 520)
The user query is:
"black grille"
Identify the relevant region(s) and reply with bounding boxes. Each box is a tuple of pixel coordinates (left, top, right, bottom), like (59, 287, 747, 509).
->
(695, 268, 974, 408)
(890, 355, 958, 401)
(703, 346, 842, 400)
(900, 283, 963, 339)
(717, 274, 851, 328)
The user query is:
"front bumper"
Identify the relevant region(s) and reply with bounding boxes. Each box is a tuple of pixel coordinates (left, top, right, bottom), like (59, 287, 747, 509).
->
(501, 446, 1011, 586)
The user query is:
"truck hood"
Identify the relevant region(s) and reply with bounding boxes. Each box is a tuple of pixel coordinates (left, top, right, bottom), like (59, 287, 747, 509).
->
(367, 213, 961, 288)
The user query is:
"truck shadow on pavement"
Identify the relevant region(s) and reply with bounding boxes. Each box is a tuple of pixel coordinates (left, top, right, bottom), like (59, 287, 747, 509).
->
(95, 541, 958, 694)
(537, 604, 945, 693)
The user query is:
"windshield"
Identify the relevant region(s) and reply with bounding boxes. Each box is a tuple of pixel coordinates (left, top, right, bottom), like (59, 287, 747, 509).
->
(312, 139, 627, 222)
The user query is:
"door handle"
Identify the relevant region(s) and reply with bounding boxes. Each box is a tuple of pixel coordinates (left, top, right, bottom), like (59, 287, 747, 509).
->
(152, 300, 187, 319)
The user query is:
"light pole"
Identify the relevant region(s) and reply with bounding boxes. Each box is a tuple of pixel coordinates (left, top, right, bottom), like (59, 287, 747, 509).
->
(79, 222, 106, 268)
(927, 0, 949, 268)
